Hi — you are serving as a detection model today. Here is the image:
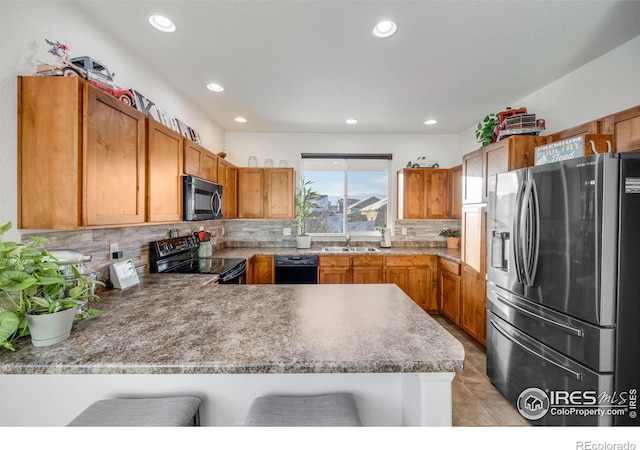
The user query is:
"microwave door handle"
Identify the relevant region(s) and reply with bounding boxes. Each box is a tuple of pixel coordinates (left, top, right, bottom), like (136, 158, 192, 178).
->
(212, 191, 222, 216)
(491, 319, 583, 380)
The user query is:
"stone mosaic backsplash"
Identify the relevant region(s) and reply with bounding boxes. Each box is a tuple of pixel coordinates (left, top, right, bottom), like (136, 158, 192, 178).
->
(19, 218, 460, 281)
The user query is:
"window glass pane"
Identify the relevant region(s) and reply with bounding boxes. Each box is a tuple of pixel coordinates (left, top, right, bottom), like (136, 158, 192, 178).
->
(301, 157, 390, 235)
(346, 170, 388, 232)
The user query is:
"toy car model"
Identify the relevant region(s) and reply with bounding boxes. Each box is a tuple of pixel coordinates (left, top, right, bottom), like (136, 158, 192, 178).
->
(406, 156, 439, 168)
(36, 56, 135, 106)
(494, 108, 545, 141)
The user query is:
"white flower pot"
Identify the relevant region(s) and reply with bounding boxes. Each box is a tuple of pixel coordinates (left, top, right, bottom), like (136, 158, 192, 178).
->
(296, 235, 311, 249)
(26, 307, 77, 347)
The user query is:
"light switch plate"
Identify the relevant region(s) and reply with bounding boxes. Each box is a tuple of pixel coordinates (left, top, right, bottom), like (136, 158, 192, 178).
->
(283, 227, 291, 236)
(402, 227, 407, 236)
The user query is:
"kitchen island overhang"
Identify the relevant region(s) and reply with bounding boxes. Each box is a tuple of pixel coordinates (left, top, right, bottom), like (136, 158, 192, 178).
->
(0, 278, 464, 426)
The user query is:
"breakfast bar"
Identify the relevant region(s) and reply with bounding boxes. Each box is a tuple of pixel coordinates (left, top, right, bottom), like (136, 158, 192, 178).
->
(0, 277, 464, 426)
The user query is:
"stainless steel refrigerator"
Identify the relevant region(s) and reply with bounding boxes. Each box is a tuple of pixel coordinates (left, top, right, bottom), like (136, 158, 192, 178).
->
(486, 152, 640, 426)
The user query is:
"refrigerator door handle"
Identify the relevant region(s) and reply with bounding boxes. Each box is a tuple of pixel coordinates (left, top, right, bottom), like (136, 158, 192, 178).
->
(525, 179, 540, 285)
(490, 319, 583, 380)
(513, 180, 526, 283)
(494, 292, 584, 337)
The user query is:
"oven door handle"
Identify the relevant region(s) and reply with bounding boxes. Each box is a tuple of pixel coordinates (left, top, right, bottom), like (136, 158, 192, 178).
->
(220, 261, 247, 282)
(490, 319, 583, 380)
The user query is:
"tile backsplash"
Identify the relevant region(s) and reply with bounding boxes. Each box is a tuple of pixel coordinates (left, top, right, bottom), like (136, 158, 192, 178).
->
(20, 218, 460, 281)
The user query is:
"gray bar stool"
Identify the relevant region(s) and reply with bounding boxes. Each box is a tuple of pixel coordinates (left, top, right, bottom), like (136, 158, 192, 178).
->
(67, 396, 201, 427)
(244, 393, 361, 426)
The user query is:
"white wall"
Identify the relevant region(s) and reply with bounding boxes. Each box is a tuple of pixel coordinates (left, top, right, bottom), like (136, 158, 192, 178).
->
(0, 1, 225, 240)
(458, 35, 640, 154)
(224, 132, 462, 176)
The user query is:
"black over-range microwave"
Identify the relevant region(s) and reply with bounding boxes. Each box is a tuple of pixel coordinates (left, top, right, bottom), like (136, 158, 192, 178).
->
(183, 175, 223, 221)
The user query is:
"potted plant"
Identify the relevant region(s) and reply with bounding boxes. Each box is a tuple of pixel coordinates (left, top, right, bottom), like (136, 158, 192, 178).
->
(475, 107, 512, 147)
(0, 222, 102, 350)
(439, 228, 461, 249)
(294, 178, 320, 249)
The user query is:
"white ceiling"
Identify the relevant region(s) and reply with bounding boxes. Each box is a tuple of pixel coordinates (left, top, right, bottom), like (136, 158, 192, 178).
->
(75, 1, 640, 135)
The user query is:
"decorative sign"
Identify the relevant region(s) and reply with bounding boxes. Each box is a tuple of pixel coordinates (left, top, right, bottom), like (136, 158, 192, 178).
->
(535, 134, 613, 166)
(535, 136, 586, 165)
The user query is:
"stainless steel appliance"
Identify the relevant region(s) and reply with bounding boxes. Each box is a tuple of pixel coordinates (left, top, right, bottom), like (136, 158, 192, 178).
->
(486, 152, 640, 426)
(274, 255, 318, 284)
(183, 175, 223, 221)
(150, 236, 246, 284)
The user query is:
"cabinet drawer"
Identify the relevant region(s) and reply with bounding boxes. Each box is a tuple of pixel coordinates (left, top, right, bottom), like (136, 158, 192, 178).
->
(319, 256, 351, 267)
(438, 257, 460, 275)
(352, 255, 383, 267)
(385, 255, 433, 267)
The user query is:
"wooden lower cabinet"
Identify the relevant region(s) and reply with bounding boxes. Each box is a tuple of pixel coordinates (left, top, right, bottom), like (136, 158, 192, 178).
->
(352, 255, 384, 284)
(384, 255, 437, 312)
(319, 256, 352, 284)
(460, 263, 487, 345)
(248, 255, 274, 284)
(438, 257, 461, 325)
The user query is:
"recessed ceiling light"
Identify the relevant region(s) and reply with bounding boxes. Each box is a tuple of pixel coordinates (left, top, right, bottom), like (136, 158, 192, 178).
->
(206, 83, 224, 92)
(372, 20, 397, 38)
(345, 119, 358, 125)
(424, 119, 438, 125)
(148, 14, 176, 33)
(234, 117, 247, 123)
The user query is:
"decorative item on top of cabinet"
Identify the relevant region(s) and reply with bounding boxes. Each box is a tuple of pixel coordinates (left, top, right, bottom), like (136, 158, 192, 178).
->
(184, 139, 218, 182)
(533, 134, 614, 166)
(238, 168, 295, 220)
(146, 119, 183, 223)
(18, 76, 146, 229)
(438, 257, 461, 325)
(397, 168, 449, 219)
(384, 255, 437, 312)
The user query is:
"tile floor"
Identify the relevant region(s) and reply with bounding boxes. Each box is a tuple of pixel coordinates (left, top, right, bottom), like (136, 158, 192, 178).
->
(432, 314, 530, 426)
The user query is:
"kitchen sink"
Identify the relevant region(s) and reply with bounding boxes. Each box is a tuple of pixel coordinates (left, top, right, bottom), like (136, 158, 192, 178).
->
(321, 246, 381, 253)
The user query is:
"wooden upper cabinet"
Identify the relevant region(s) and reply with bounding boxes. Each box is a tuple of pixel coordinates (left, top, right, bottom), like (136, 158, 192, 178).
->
(398, 168, 449, 219)
(184, 139, 218, 182)
(237, 168, 265, 218)
(217, 159, 238, 219)
(482, 135, 540, 202)
(462, 148, 484, 205)
(146, 119, 183, 223)
(265, 168, 294, 219)
(603, 105, 640, 153)
(18, 76, 146, 229)
(84, 83, 146, 226)
(18, 76, 83, 229)
(238, 168, 294, 219)
(448, 165, 462, 219)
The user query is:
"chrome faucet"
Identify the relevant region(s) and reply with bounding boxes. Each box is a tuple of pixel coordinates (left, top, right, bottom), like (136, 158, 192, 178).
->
(345, 234, 351, 248)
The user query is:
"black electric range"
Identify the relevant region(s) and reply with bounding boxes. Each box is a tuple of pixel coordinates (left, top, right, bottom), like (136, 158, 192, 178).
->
(150, 236, 246, 284)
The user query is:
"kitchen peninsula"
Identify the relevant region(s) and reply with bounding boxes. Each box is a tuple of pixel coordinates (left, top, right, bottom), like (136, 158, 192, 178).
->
(0, 278, 464, 426)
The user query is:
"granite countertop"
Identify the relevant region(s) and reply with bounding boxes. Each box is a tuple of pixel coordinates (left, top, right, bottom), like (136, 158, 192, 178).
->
(0, 276, 464, 376)
(214, 246, 462, 263)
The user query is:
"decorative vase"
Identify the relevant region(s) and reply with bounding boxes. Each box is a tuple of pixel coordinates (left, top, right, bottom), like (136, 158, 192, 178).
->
(446, 237, 460, 249)
(25, 307, 78, 347)
(296, 235, 311, 249)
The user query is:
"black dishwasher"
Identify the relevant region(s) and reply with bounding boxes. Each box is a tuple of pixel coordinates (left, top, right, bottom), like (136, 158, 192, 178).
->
(274, 255, 318, 284)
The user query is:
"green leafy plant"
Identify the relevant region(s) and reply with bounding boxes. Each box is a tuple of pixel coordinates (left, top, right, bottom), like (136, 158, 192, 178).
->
(0, 222, 102, 351)
(439, 228, 461, 238)
(475, 107, 512, 147)
(294, 178, 321, 236)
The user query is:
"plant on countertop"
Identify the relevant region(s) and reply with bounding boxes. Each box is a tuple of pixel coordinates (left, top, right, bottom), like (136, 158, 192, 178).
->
(0, 222, 102, 351)
(475, 106, 512, 147)
(439, 228, 461, 238)
(294, 178, 321, 236)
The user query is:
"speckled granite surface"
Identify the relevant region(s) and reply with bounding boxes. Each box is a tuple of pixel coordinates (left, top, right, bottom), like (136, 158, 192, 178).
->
(0, 278, 464, 375)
